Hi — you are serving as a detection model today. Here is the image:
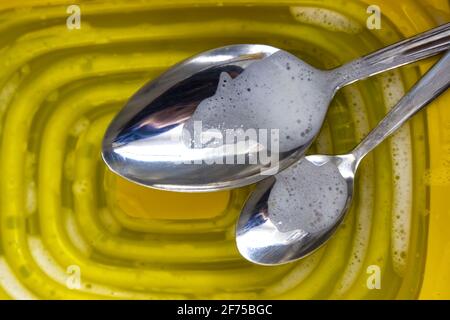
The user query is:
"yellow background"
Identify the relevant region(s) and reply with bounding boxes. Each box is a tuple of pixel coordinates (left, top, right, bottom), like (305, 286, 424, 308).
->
(0, 0, 448, 299)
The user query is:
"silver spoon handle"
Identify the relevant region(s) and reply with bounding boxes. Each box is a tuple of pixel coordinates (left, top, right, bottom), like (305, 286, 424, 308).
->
(351, 50, 450, 162)
(333, 23, 450, 89)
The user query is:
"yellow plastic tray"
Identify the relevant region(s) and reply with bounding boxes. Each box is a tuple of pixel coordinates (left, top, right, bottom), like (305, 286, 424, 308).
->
(0, 0, 448, 299)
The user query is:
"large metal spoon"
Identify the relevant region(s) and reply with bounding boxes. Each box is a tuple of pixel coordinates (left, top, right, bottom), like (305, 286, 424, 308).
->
(102, 23, 450, 192)
(236, 51, 450, 265)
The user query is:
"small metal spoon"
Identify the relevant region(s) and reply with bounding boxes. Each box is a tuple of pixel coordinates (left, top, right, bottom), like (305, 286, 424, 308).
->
(102, 23, 450, 192)
(236, 51, 450, 265)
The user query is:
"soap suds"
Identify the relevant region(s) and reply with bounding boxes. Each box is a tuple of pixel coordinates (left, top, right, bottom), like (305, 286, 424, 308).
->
(290, 6, 362, 34)
(27, 236, 158, 299)
(70, 117, 90, 137)
(381, 71, 411, 276)
(264, 249, 323, 296)
(0, 257, 37, 300)
(268, 158, 348, 233)
(184, 50, 331, 153)
(26, 181, 37, 214)
(63, 208, 92, 257)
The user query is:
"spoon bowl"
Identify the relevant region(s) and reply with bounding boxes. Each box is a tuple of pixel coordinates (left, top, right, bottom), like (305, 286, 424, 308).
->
(236, 154, 356, 265)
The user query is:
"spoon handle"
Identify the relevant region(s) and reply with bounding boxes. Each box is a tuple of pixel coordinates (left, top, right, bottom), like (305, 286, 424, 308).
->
(351, 51, 450, 162)
(333, 23, 450, 89)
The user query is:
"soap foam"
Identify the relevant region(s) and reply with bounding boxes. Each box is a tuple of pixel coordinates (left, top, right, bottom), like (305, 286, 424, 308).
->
(184, 50, 330, 153)
(381, 71, 411, 275)
(290, 7, 362, 34)
(0, 257, 37, 300)
(268, 158, 348, 234)
(27, 236, 157, 299)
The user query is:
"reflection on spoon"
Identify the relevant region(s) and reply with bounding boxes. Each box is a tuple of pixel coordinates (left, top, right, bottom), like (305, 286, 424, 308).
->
(236, 51, 450, 265)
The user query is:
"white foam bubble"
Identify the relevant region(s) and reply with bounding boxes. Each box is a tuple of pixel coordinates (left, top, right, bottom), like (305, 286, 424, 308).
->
(264, 249, 322, 296)
(26, 180, 37, 214)
(334, 87, 374, 295)
(70, 117, 90, 136)
(99, 207, 122, 235)
(381, 71, 411, 275)
(185, 50, 331, 153)
(0, 257, 37, 300)
(72, 179, 90, 195)
(290, 7, 362, 34)
(27, 236, 167, 299)
(63, 208, 92, 257)
(268, 158, 348, 233)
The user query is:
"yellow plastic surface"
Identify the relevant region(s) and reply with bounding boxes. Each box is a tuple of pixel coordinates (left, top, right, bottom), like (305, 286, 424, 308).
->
(0, 0, 448, 299)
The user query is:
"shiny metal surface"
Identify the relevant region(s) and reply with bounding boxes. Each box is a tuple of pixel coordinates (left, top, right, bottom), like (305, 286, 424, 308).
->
(236, 51, 450, 265)
(102, 44, 284, 191)
(102, 23, 450, 192)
